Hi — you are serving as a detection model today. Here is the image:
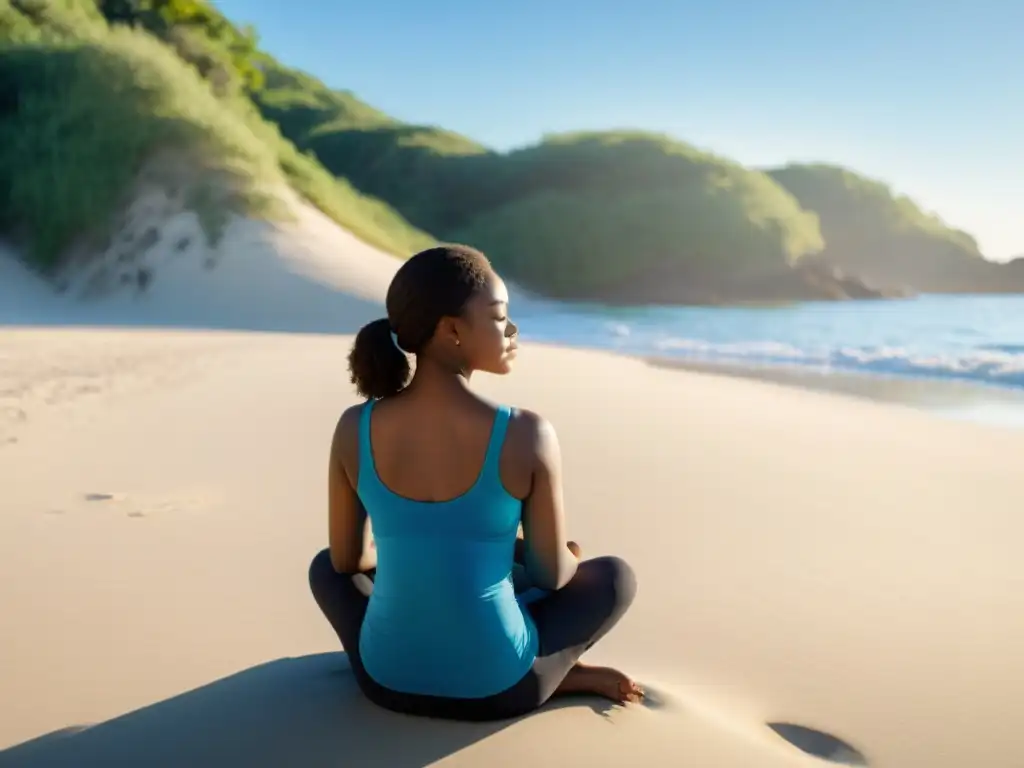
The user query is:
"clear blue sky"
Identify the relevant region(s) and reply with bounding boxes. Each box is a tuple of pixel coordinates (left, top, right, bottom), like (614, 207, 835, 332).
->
(213, 0, 1021, 260)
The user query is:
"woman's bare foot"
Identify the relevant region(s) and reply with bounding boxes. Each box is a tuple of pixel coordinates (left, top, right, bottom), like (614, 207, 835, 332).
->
(555, 662, 644, 704)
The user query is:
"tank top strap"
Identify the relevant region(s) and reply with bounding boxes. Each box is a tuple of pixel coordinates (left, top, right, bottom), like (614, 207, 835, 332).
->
(480, 405, 512, 486)
(357, 399, 377, 490)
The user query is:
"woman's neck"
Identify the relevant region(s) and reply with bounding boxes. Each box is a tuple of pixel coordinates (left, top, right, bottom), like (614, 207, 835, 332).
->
(403, 355, 473, 402)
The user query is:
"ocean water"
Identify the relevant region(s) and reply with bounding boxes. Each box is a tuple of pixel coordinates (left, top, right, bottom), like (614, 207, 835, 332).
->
(513, 293, 1024, 425)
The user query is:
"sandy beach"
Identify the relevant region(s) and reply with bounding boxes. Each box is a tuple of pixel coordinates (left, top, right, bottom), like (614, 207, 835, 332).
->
(2, 206, 1023, 768)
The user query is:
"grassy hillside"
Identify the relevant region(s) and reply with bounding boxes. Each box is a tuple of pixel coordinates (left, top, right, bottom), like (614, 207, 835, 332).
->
(3, 0, 1009, 302)
(450, 133, 826, 300)
(767, 164, 991, 289)
(248, 35, 1013, 301)
(0, 0, 431, 272)
(252, 62, 492, 234)
(253, 84, 830, 301)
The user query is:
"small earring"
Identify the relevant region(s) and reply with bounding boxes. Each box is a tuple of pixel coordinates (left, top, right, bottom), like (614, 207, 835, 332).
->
(455, 338, 461, 347)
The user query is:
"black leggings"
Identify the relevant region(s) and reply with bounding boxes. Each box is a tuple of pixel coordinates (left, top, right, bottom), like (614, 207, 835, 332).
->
(308, 548, 637, 721)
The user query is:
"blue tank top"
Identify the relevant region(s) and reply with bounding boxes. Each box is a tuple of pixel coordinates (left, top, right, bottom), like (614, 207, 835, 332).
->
(357, 400, 539, 698)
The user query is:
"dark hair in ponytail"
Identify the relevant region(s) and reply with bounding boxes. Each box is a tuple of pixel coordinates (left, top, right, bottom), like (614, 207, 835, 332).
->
(348, 317, 411, 400)
(347, 244, 493, 400)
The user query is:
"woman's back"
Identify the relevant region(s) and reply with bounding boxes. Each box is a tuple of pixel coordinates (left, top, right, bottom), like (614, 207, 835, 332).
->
(310, 245, 640, 718)
(355, 397, 539, 698)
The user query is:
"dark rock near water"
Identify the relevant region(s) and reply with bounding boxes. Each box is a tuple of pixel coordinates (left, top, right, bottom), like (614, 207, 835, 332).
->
(582, 258, 906, 307)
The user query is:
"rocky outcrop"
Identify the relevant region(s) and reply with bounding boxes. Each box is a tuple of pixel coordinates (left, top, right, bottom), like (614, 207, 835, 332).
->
(584, 259, 903, 306)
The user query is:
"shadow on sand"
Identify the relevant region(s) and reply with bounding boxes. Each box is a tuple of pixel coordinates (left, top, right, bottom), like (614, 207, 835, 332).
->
(0, 653, 617, 768)
(766, 723, 868, 766)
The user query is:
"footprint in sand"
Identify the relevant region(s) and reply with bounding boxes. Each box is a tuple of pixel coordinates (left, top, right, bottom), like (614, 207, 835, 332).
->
(84, 492, 122, 502)
(767, 722, 867, 765)
(1, 406, 26, 422)
(628, 683, 866, 765)
(77, 490, 219, 518)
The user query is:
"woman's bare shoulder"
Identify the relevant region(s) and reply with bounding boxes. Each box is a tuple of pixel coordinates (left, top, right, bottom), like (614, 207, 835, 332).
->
(335, 402, 366, 441)
(332, 402, 368, 478)
(508, 407, 560, 458)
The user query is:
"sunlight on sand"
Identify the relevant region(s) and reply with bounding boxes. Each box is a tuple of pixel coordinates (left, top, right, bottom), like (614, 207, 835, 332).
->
(2, 202, 1022, 767)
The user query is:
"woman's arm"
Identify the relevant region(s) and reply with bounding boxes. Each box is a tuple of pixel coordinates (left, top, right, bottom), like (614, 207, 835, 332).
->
(520, 411, 578, 591)
(328, 406, 377, 574)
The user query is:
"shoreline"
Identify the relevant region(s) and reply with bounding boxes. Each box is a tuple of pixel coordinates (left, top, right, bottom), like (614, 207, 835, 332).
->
(6, 322, 1024, 430)
(644, 355, 1024, 428)
(5, 246, 1023, 429)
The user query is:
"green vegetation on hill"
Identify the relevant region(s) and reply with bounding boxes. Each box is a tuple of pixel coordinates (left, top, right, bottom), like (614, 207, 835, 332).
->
(450, 133, 825, 300)
(249, 35, 1013, 301)
(0, 0, 431, 272)
(253, 58, 1008, 301)
(2, 0, 1012, 301)
(97, 0, 264, 95)
(767, 164, 989, 290)
(254, 60, 398, 137)
(0, 12, 274, 269)
(252, 87, 829, 300)
(252, 63, 490, 234)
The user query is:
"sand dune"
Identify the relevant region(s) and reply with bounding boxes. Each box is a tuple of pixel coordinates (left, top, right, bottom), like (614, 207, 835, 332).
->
(2, 205, 1023, 767)
(0, 189, 397, 333)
